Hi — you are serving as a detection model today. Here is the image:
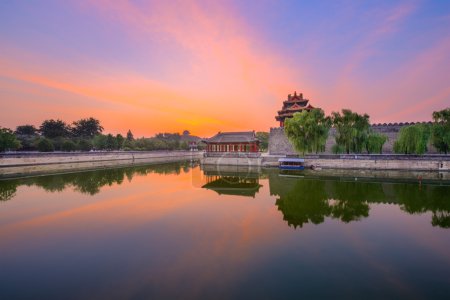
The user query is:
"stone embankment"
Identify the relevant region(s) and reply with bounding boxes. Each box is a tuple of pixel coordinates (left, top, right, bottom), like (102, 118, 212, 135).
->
(262, 154, 450, 172)
(201, 151, 450, 172)
(201, 152, 261, 167)
(0, 151, 203, 177)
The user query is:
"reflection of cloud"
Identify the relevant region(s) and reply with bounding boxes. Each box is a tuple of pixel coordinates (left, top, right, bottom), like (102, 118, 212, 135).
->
(0, 172, 287, 298)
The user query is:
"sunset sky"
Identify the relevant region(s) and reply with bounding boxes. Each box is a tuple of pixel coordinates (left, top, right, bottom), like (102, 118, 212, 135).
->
(1, 0, 450, 137)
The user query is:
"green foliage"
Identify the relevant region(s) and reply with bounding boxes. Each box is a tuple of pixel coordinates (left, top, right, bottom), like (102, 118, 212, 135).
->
(61, 140, 77, 152)
(92, 134, 107, 150)
(15, 125, 37, 135)
(40, 119, 71, 138)
(49, 137, 66, 151)
(180, 141, 189, 150)
(37, 138, 54, 152)
(431, 124, 450, 154)
(393, 124, 430, 154)
(14, 125, 39, 151)
(105, 134, 118, 150)
(256, 132, 269, 152)
(366, 132, 387, 154)
(8, 118, 202, 153)
(284, 109, 331, 155)
(122, 139, 134, 150)
(77, 139, 93, 151)
(332, 109, 370, 154)
(331, 144, 345, 154)
(0, 180, 17, 201)
(92, 134, 119, 150)
(72, 117, 103, 138)
(431, 108, 450, 154)
(432, 107, 450, 123)
(116, 134, 124, 149)
(15, 135, 39, 151)
(0, 127, 21, 151)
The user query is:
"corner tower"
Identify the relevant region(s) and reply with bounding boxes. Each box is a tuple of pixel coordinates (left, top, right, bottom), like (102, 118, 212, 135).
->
(275, 91, 315, 127)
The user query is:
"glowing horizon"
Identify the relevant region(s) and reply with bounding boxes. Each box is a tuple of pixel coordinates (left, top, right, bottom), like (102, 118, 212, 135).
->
(1, 1, 450, 137)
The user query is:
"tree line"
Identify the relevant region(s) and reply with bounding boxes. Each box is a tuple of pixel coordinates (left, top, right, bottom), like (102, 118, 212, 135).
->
(284, 107, 450, 155)
(0, 118, 203, 152)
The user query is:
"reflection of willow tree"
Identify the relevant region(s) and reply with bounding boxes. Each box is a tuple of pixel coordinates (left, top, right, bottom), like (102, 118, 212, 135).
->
(276, 180, 331, 228)
(394, 184, 450, 228)
(0, 161, 193, 198)
(328, 182, 384, 223)
(273, 173, 450, 229)
(274, 179, 376, 228)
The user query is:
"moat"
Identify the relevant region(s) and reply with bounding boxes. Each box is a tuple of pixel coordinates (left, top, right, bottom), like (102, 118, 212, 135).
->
(1, 162, 449, 299)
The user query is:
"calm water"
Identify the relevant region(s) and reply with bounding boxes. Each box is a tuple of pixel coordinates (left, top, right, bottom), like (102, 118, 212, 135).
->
(1, 162, 449, 299)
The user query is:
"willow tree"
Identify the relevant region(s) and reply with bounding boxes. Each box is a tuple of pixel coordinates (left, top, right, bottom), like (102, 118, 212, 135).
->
(393, 123, 430, 154)
(431, 108, 450, 154)
(331, 109, 371, 154)
(284, 109, 331, 155)
(366, 132, 387, 154)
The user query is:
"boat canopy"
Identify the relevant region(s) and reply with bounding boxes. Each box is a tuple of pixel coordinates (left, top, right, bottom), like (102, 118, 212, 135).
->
(278, 158, 305, 163)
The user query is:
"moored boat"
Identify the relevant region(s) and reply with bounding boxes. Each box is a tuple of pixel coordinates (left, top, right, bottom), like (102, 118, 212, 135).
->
(278, 158, 305, 170)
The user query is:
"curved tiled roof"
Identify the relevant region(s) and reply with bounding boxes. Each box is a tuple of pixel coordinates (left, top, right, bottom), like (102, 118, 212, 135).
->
(204, 131, 259, 143)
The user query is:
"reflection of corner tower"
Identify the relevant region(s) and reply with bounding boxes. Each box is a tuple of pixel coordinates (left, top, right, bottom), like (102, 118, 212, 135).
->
(275, 91, 315, 127)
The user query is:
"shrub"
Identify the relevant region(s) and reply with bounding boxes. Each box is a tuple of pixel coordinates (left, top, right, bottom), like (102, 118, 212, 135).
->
(61, 140, 77, 152)
(37, 138, 54, 152)
(0, 128, 21, 151)
(77, 139, 93, 151)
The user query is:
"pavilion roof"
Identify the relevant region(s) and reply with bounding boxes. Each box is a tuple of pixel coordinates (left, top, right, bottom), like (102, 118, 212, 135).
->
(204, 131, 258, 143)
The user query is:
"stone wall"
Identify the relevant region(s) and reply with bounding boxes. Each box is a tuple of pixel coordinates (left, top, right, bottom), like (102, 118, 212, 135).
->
(305, 156, 449, 171)
(269, 122, 436, 155)
(268, 127, 296, 155)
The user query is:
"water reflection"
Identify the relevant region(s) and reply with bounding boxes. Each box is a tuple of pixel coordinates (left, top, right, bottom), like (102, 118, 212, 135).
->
(201, 165, 262, 198)
(0, 161, 197, 200)
(1, 163, 449, 228)
(1, 163, 450, 299)
(269, 171, 450, 229)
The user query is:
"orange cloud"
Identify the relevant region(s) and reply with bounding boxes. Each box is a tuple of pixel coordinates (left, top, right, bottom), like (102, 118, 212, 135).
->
(0, 1, 298, 136)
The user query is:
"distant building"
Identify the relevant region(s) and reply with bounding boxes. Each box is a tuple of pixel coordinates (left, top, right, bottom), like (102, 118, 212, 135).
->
(275, 91, 315, 127)
(188, 141, 198, 151)
(180, 132, 201, 151)
(203, 131, 259, 153)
